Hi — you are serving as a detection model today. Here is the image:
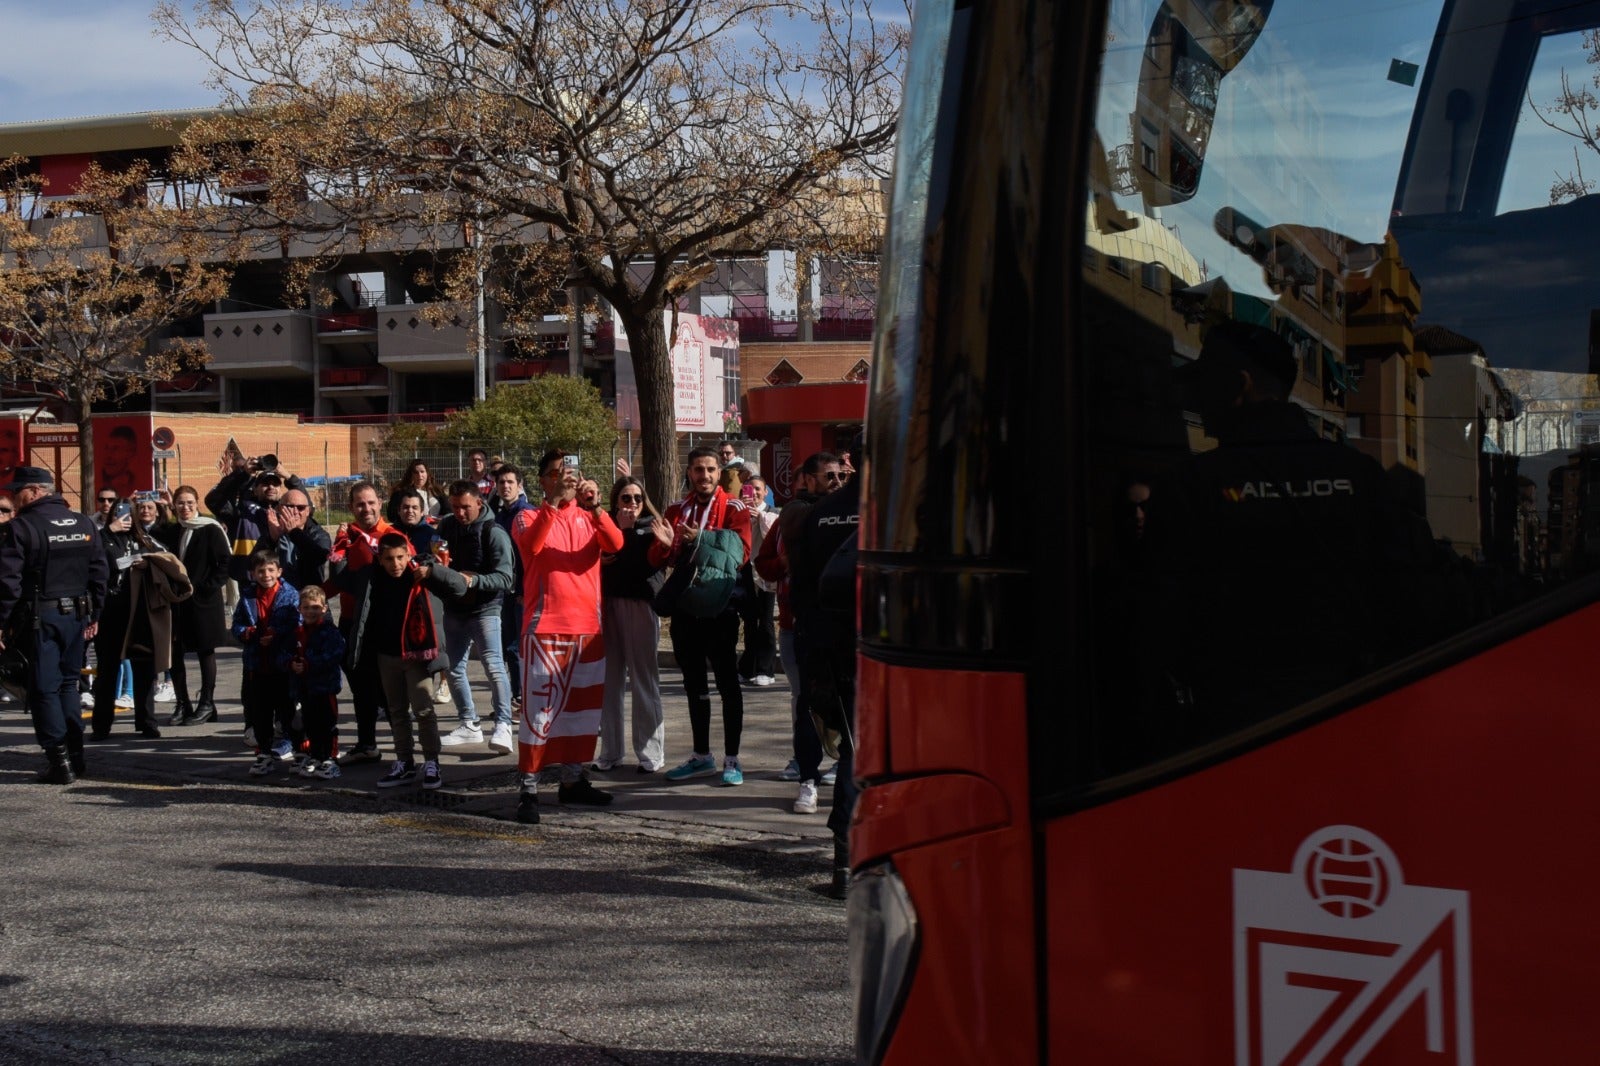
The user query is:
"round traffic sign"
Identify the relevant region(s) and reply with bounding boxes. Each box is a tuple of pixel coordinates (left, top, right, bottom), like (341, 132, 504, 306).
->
(152, 426, 176, 450)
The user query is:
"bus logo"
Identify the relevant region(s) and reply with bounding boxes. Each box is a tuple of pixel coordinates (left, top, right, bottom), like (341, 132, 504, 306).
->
(1233, 826, 1473, 1065)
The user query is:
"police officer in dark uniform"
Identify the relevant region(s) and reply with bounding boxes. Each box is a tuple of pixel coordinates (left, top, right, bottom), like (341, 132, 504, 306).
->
(1152, 321, 1441, 740)
(791, 434, 863, 899)
(0, 467, 109, 784)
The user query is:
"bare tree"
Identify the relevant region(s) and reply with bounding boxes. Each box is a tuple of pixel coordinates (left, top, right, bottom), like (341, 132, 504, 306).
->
(1526, 30, 1600, 204)
(156, 0, 905, 496)
(0, 159, 234, 507)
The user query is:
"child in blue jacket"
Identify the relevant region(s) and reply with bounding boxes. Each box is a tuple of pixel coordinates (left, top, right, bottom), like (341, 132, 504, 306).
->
(286, 584, 346, 779)
(232, 549, 302, 776)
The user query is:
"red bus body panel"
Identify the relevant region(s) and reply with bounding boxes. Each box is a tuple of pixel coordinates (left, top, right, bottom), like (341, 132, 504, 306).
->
(1046, 603, 1600, 1063)
(855, 660, 1038, 1064)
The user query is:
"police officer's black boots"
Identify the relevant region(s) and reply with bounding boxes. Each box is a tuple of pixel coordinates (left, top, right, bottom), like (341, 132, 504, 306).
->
(65, 735, 86, 777)
(38, 746, 75, 785)
(167, 694, 192, 728)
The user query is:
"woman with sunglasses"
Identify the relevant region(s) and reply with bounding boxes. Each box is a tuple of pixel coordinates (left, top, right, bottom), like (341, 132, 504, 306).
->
(593, 475, 667, 773)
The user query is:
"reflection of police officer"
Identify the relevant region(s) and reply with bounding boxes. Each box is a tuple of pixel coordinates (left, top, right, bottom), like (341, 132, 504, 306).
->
(1153, 322, 1435, 739)
(0, 467, 109, 784)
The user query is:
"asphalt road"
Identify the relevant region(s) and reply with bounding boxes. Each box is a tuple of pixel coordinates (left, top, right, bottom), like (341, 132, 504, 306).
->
(0, 766, 852, 1066)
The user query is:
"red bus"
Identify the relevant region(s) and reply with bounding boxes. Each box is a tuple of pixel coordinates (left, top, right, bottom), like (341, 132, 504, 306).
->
(849, 0, 1600, 1061)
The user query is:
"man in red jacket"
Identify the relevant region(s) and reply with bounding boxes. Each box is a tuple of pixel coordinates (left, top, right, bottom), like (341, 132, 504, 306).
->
(326, 481, 396, 764)
(510, 450, 624, 824)
(651, 447, 753, 786)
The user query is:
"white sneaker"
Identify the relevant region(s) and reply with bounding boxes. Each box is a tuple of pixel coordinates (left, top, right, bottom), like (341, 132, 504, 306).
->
(154, 680, 176, 703)
(241, 723, 256, 748)
(440, 724, 484, 747)
(433, 681, 452, 704)
(794, 781, 819, 814)
(487, 722, 514, 755)
(752, 674, 776, 687)
(114, 695, 135, 710)
(314, 759, 342, 780)
(80, 692, 95, 710)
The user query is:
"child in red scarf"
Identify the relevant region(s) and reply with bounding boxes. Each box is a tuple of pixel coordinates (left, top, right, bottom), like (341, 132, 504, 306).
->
(232, 549, 301, 776)
(343, 533, 449, 790)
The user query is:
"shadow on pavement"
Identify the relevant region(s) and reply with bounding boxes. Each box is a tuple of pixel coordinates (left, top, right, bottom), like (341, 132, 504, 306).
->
(4, 1021, 851, 1066)
(214, 859, 777, 904)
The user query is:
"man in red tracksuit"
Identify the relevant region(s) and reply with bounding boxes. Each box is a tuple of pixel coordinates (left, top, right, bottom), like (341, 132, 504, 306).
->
(510, 449, 624, 824)
(651, 447, 753, 787)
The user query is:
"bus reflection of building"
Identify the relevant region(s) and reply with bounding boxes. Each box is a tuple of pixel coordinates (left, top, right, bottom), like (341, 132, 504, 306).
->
(1344, 235, 1426, 491)
(1415, 325, 1532, 572)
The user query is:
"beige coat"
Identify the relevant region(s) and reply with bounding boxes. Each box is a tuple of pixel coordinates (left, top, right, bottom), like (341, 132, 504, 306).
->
(122, 552, 193, 672)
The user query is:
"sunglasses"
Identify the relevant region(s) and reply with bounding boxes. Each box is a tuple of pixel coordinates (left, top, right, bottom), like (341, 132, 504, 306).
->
(0, 508, 13, 515)
(97, 496, 118, 504)
(618, 493, 644, 503)
(281, 503, 310, 511)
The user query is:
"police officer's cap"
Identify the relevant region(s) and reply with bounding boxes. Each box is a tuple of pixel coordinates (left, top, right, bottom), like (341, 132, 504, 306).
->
(1, 466, 53, 493)
(1177, 320, 1298, 392)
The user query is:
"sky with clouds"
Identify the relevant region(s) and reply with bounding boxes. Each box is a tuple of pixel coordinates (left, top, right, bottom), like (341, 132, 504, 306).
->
(0, 0, 218, 124)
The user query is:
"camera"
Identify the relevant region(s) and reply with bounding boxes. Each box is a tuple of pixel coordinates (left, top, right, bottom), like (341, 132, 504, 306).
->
(253, 453, 280, 475)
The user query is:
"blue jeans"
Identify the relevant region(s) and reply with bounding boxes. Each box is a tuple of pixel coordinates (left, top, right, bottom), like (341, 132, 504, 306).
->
(443, 610, 513, 729)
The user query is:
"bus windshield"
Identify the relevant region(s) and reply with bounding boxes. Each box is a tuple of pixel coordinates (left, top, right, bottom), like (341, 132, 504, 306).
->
(1073, 0, 1600, 774)
(870, 0, 1600, 781)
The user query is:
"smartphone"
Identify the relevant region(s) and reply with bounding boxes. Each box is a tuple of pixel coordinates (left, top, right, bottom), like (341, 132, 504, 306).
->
(113, 501, 132, 520)
(135, 491, 161, 504)
(562, 454, 581, 469)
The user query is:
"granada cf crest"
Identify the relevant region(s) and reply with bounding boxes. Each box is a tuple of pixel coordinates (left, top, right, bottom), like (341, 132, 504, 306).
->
(1233, 826, 1473, 1065)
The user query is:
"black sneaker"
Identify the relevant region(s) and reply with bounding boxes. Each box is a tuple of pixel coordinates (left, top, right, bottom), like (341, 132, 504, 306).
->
(375, 760, 417, 788)
(558, 779, 614, 806)
(516, 792, 540, 824)
(421, 760, 443, 791)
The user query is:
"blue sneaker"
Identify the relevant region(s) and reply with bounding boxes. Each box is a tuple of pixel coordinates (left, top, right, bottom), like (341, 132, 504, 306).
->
(721, 757, 744, 787)
(271, 738, 295, 762)
(821, 761, 839, 785)
(664, 754, 718, 781)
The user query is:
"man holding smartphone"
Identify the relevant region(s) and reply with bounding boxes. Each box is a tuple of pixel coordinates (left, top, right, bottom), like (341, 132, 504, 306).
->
(433, 479, 517, 754)
(507, 450, 624, 823)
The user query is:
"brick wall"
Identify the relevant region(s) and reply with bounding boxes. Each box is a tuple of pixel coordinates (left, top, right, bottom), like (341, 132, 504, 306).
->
(29, 413, 366, 512)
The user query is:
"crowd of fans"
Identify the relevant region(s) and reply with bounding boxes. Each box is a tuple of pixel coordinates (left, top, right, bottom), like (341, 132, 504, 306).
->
(65, 441, 859, 854)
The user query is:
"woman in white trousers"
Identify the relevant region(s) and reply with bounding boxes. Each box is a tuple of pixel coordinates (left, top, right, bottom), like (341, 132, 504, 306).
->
(595, 475, 667, 772)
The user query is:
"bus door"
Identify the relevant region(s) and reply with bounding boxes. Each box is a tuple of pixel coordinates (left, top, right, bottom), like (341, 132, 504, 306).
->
(1047, 0, 1600, 1060)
